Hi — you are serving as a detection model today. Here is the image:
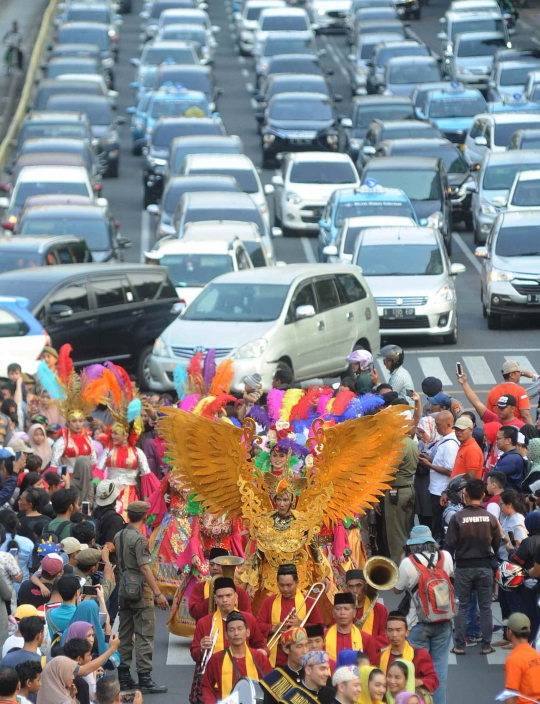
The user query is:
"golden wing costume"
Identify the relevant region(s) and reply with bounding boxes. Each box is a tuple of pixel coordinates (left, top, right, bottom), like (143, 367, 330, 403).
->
(158, 405, 411, 596)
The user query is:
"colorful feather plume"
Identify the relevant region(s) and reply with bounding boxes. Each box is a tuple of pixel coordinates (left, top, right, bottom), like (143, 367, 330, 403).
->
(127, 398, 142, 423)
(280, 388, 305, 422)
(210, 359, 234, 395)
(57, 344, 74, 384)
(37, 360, 65, 400)
(267, 388, 285, 421)
(179, 394, 200, 412)
(81, 369, 122, 407)
(173, 364, 189, 401)
(331, 389, 356, 417)
(187, 352, 204, 379)
(317, 392, 333, 417)
(203, 349, 216, 392)
(275, 437, 309, 457)
(203, 393, 236, 418)
(290, 385, 332, 422)
(247, 405, 270, 430)
(104, 362, 133, 399)
(84, 364, 106, 381)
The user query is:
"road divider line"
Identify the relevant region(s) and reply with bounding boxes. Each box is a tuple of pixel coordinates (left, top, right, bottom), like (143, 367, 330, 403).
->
(250, 98, 259, 109)
(167, 634, 194, 665)
(453, 233, 482, 273)
(322, 37, 349, 80)
(418, 357, 452, 386)
(462, 356, 497, 385)
(300, 237, 317, 263)
(140, 210, 151, 263)
(241, 68, 249, 78)
(238, 55, 246, 64)
(246, 82, 253, 92)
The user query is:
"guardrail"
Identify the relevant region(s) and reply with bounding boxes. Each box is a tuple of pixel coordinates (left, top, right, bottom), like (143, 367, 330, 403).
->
(0, 0, 59, 171)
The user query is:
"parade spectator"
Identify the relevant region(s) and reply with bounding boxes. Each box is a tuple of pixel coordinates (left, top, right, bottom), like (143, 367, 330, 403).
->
(15, 660, 42, 704)
(486, 361, 533, 424)
(26, 424, 52, 469)
(446, 479, 502, 655)
(45, 576, 81, 639)
(0, 511, 34, 588)
(415, 417, 439, 529)
(36, 656, 78, 704)
(503, 613, 540, 704)
(494, 427, 525, 491)
(2, 605, 41, 657)
(0, 615, 44, 668)
(507, 512, 540, 637)
(332, 665, 362, 704)
(0, 667, 20, 703)
(451, 416, 484, 479)
(358, 666, 386, 704)
(18, 554, 63, 608)
(484, 472, 506, 519)
(47, 490, 79, 541)
(421, 377, 462, 418)
(385, 659, 416, 704)
(457, 372, 525, 430)
(95, 676, 143, 704)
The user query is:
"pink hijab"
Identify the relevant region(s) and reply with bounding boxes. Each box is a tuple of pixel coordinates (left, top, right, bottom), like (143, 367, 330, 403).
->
(395, 694, 425, 704)
(63, 620, 93, 643)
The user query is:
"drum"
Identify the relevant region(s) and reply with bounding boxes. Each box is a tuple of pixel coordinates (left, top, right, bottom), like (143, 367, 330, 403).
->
(232, 677, 264, 704)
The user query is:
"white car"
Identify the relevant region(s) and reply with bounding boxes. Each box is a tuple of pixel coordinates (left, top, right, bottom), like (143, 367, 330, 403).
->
(148, 264, 380, 392)
(324, 215, 417, 263)
(271, 152, 359, 235)
(463, 112, 540, 167)
(0, 296, 49, 377)
(253, 7, 312, 57)
(145, 236, 254, 307)
(235, 0, 286, 56)
(57, 73, 119, 108)
(309, 0, 350, 31)
(352, 226, 465, 343)
(503, 169, 540, 211)
(449, 0, 501, 13)
(179, 153, 274, 229)
(180, 220, 274, 267)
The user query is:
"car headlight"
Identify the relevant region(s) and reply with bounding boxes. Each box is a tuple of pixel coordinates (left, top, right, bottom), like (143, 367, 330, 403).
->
(92, 138, 100, 148)
(153, 158, 167, 166)
(286, 191, 302, 204)
(108, 29, 116, 37)
(102, 58, 114, 68)
(233, 338, 267, 358)
(153, 336, 169, 357)
(317, 8, 326, 13)
(104, 135, 118, 145)
(489, 269, 514, 282)
(263, 133, 275, 145)
(433, 284, 455, 303)
(480, 198, 497, 215)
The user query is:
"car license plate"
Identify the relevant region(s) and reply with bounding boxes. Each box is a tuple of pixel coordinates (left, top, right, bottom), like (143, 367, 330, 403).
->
(383, 308, 415, 318)
(527, 294, 540, 303)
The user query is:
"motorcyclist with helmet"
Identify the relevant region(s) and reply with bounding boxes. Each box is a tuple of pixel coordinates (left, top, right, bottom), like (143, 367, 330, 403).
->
(371, 345, 414, 400)
(345, 349, 376, 394)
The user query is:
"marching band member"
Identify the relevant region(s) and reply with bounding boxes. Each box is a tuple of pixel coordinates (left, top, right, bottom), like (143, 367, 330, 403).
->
(332, 666, 362, 704)
(261, 626, 310, 704)
(201, 612, 272, 704)
(345, 569, 388, 651)
(325, 594, 377, 672)
(257, 564, 324, 666)
(189, 548, 251, 622)
(306, 625, 326, 652)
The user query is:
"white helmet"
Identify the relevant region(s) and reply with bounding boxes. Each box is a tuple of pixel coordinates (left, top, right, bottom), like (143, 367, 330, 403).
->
(347, 350, 373, 371)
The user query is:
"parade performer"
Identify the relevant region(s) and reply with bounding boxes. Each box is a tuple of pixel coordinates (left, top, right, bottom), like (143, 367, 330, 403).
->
(325, 593, 377, 672)
(344, 569, 388, 652)
(201, 611, 272, 704)
(257, 564, 324, 666)
(38, 345, 97, 473)
(261, 626, 309, 698)
(158, 404, 410, 610)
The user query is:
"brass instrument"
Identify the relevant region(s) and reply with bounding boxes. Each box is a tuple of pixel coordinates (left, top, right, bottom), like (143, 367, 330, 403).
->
(200, 617, 218, 676)
(267, 582, 325, 651)
(356, 556, 399, 629)
(207, 555, 245, 614)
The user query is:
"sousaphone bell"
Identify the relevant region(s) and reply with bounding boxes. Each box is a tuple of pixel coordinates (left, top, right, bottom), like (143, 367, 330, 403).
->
(207, 555, 245, 613)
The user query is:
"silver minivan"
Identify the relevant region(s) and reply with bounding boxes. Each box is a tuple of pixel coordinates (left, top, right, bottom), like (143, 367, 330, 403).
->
(147, 264, 380, 392)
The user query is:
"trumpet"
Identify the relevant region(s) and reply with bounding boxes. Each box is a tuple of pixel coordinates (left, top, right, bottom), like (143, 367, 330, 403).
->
(267, 582, 325, 651)
(200, 617, 218, 675)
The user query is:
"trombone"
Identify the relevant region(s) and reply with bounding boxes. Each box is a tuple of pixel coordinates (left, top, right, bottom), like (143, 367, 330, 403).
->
(267, 582, 325, 651)
(200, 616, 218, 676)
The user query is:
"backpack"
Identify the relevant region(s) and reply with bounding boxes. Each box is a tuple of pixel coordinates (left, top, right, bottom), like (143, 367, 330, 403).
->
(409, 552, 455, 624)
(40, 520, 72, 545)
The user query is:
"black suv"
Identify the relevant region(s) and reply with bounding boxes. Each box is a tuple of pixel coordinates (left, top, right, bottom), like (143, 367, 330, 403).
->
(0, 264, 179, 383)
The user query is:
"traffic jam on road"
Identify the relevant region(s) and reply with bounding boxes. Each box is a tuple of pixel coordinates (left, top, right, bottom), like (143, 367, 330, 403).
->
(0, 0, 540, 390)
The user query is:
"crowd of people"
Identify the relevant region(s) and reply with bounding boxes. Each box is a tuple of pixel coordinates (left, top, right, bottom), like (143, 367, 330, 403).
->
(0, 341, 538, 704)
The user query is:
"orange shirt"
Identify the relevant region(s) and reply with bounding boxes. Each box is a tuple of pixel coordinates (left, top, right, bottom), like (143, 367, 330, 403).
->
(486, 382, 530, 419)
(505, 642, 540, 704)
(451, 437, 484, 479)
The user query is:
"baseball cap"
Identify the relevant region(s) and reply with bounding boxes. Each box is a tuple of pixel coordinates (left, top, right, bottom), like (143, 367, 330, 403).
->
(61, 537, 84, 555)
(503, 613, 530, 634)
(76, 548, 102, 566)
(7, 437, 33, 454)
(95, 480, 121, 507)
(497, 394, 517, 408)
(421, 376, 442, 397)
(502, 360, 521, 375)
(427, 392, 452, 407)
(41, 554, 64, 576)
(14, 604, 43, 620)
(454, 416, 474, 430)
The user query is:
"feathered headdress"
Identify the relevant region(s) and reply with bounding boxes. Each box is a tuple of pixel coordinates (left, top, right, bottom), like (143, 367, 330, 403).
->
(37, 344, 93, 421)
(172, 350, 235, 400)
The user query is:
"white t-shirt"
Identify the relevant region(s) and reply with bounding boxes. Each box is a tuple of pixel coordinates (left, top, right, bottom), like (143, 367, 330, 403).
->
(486, 501, 501, 521)
(395, 550, 455, 628)
(2, 634, 23, 657)
(429, 433, 459, 496)
(498, 512, 528, 560)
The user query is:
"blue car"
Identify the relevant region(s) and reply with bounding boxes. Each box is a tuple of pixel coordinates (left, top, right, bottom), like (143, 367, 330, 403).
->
(487, 92, 540, 114)
(420, 84, 487, 144)
(317, 180, 418, 261)
(0, 296, 48, 377)
(127, 86, 211, 154)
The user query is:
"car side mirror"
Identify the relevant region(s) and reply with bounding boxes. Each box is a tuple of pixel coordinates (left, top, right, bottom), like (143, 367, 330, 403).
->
(450, 262, 466, 275)
(255, 113, 265, 123)
(362, 145, 376, 155)
(255, 94, 265, 102)
(117, 236, 131, 248)
(439, 16, 446, 23)
(126, 106, 136, 115)
(437, 32, 447, 40)
(325, 68, 334, 76)
(475, 246, 489, 258)
(264, 184, 274, 195)
(334, 94, 343, 102)
(139, 10, 149, 19)
(1, 221, 14, 230)
(492, 195, 507, 207)
(130, 82, 139, 89)
(341, 117, 353, 128)
(50, 303, 73, 318)
(466, 180, 477, 192)
(146, 203, 159, 215)
(271, 227, 283, 237)
(318, 219, 330, 230)
(93, 183, 102, 193)
(296, 304, 316, 320)
(3, 165, 12, 175)
(348, 54, 355, 62)
(212, 25, 221, 33)
(0, 183, 10, 193)
(323, 245, 338, 257)
(474, 135, 487, 147)
(130, 58, 140, 66)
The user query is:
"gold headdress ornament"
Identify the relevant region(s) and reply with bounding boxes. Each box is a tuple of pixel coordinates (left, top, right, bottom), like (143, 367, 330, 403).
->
(36, 344, 93, 422)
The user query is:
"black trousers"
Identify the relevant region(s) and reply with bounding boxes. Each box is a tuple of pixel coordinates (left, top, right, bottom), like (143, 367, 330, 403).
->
(430, 493, 445, 543)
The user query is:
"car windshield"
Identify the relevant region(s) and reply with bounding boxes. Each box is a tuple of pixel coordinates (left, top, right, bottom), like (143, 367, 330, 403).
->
(14, 182, 90, 208)
(355, 103, 414, 128)
(521, 134, 540, 148)
(270, 97, 332, 120)
(243, 242, 266, 267)
(269, 79, 326, 97)
(19, 216, 110, 249)
(0, 280, 51, 309)
(344, 226, 365, 254)
(69, 101, 111, 126)
(335, 200, 414, 226)
(394, 146, 469, 173)
(0, 252, 44, 274)
(384, 125, 440, 139)
(450, 18, 504, 39)
(483, 163, 535, 189)
(359, 40, 384, 59)
(161, 253, 233, 286)
(494, 121, 540, 146)
(261, 16, 308, 30)
(264, 38, 312, 56)
(67, 8, 110, 22)
(185, 206, 265, 232)
(163, 14, 205, 27)
(364, 170, 442, 201)
(171, 145, 239, 172)
(189, 167, 258, 192)
(246, 7, 263, 19)
(59, 27, 108, 50)
(356, 243, 444, 275)
(500, 66, 534, 86)
(150, 99, 208, 118)
(152, 2, 189, 18)
(495, 225, 540, 256)
(268, 58, 318, 74)
(377, 45, 428, 67)
(289, 162, 356, 184)
(153, 124, 187, 147)
(20, 124, 88, 141)
(389, 64, 440, 84)
(156, 72, 211, 95)
(456, 37, 504, 57)
(428, 96, 486, 118)
(142, 46, 196, 64)
(511, 178, 540, 206)
(183, 282, 288, 321)
(163, 27, 205, 42)
(47, 62, 97, 78)
(39, 84, 100, 109)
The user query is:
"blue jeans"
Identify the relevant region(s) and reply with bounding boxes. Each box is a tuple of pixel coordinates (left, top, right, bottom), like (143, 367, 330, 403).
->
(408, 620, 452, 704)
(467, 589, 481, 638)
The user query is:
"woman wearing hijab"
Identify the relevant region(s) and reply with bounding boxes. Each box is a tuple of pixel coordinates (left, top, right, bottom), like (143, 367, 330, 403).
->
(358, 665, 386, 704)
(63, 621, 98, 703)
(506, 511, 540, 639)
(71, 457, 94, 509)
(37, 656, 77, 704)
(415, 417, 439, 528)
(61, 600, 108, 656)
(395, 694, 425, 704)
(27, 423, 52, 468)
(386, 659, 416, 704)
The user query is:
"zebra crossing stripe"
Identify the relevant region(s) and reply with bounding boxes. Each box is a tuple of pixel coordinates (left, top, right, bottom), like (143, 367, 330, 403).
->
(504, 356, 537, 384)
(417, 357, 452, 386)
(166, 633, 193, 665)
(462, 356, 497, 386)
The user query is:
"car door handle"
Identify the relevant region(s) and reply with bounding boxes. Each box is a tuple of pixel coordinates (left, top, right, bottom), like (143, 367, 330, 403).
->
(84, 318, 97, 325)
(347, 311, 354, 321)
(318, 320, 325, 330)
(131, 309, 143, 316)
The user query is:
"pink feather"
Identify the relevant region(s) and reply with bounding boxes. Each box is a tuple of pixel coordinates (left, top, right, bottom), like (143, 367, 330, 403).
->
(317, 393, 333, 416)
(267, 388, 285, 421)
(179, 394, 200, 412)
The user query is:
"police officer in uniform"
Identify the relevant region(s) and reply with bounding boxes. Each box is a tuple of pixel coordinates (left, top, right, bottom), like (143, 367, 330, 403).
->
(114, 500, 169, 694)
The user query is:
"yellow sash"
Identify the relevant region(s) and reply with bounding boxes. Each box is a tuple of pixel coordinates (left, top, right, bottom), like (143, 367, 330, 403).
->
(221, 647, 259, 697)
(269, 593, 307, 666)
(204, 580, 210, 599)
(378, 641, 415, 673)
(360, 597, 375, 635)
(325, 624, 363, 663)
(212, 609, 238, 654)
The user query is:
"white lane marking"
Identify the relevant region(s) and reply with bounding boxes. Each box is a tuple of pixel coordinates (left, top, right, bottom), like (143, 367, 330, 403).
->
(238, 55, 246, 64)
(531, 36, 540, 47)
(250, 98, 259, 109)
(322, 37, 349, 79)
(453, 232, 482, 273)
(504, 355, 538, 383)
(418, 357, 452, 386)
(448, 652, 457, 666)
(377, 359, 390, 382)
(405, 348, 540, 353)
(167, 633, 194, 665)
(241, 68, 249, 78)
(301, 237, 317, 263)
(487, 648, 511, 665)
(140, 210, 151, 263)
(246, 82, 253, 92)
(463, 356, 497, 386)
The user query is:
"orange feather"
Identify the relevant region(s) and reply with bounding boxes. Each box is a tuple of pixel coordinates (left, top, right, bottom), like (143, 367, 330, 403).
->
(210, 359, 234, 395)
(82, 369, 122, 407)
